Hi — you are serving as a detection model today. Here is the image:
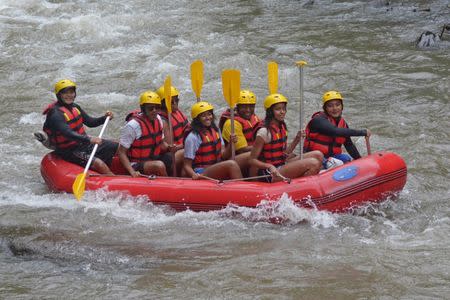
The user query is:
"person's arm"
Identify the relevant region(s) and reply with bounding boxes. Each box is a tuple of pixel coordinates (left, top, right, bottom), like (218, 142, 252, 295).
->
(248, 128, 280, 176)
(222, 133, 234, 160)
(183, 157, 198, 179)
(310, 114, 367, 137)
(285, 130, 302, 155)
(162, 118, 170, 145)
(233, 121, 251, 153)
(48, 109, 91, 144)
(118, 145, 140, 177)
(160, 118, 180, 153)
(183, 133, 201, 179)
(78, 105, 110, 128)
(118, 123, 140, 177)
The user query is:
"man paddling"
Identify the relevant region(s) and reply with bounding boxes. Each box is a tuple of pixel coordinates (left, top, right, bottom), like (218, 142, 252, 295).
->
(42, 79, 118, 174)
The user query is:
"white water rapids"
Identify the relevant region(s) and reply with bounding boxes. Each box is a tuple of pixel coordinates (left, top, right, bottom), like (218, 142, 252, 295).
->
(1, 0, 449, 298)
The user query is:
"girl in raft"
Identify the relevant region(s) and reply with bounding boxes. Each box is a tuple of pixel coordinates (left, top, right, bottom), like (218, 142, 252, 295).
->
(183, 101, 243, 180)
(303, 90, 371, 168)
(249, 93, 323, 182)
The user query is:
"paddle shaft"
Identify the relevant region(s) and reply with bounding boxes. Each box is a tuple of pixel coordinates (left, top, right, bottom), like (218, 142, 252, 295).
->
(82, 116, 110, 175)
(166, 115, 177, 176)
(164, 76, 177, 177)
(297, 61, 306, 159)
(365, 136, 371, 155)
(221, 69, 240, 161)
(230, 108, 236, 160)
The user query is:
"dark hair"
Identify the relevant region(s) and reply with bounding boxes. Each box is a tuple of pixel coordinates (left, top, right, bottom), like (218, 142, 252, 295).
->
(191, 112, 218, 134)
(263, 106, 287, 131)
(264, 108, 275, 128)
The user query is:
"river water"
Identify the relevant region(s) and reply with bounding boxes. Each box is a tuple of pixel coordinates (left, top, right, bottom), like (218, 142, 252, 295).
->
(1, 0, 449, 298)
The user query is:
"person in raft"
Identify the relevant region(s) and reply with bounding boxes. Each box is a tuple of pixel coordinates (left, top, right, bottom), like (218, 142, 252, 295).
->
(118, 91, 175, 178)
(219, 89, 262, 176)
(249, 93, 322, 182)
(303, 90, 371, 168)
(42, 79, 118, 175)
(219, 90, 262, 154)
(183, 101, 243, 180)
(156, 84, 190, 175)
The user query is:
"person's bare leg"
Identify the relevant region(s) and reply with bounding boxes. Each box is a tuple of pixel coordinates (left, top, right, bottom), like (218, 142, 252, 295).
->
(91, 158, 113, 175)
(203, 160, 243, 180)
(143, 160, 167, 176)
(274, 158, 321, 182)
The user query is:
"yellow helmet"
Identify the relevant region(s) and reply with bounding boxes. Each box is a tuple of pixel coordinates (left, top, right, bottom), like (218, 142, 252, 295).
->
(322, 90, 343, 104)
(237, 90, 256, 105)
(156, 85, 179, 100)
(139, 91, 161, 106)
(54, 79, 76, 94)
(264, 93, 288, 110)
(191, 101, 214, 119)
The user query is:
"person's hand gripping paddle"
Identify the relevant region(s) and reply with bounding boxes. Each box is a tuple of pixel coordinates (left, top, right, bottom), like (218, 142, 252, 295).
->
(72, 116, 110, 201)
(221, 69, 240, 160)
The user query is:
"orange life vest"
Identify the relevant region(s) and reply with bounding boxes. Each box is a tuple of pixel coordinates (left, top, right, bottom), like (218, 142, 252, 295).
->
(257, 122, 287, 168)
(128, 113, 163, 162)
(188, 127, 222, 169)
(304, 111, 348, 157)
(219, 109, 261, 146)
(159, 110, 189, 145)
(43, 102, 86, 149)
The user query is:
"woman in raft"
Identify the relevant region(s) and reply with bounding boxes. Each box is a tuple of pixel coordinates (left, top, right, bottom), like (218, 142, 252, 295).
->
(303, 90, 371, 168)
(183, 101, 243, 180)
(249, 93, 323, 182)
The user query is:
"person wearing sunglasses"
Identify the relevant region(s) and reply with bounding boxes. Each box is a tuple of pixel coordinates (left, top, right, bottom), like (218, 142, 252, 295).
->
(118, 91, 175, 177)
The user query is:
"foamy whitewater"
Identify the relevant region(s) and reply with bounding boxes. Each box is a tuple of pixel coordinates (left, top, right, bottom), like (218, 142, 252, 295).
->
(0, 0, 449, 298)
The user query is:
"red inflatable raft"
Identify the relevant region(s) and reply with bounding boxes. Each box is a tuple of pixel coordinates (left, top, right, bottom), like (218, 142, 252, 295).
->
(40, 151, 407, 213)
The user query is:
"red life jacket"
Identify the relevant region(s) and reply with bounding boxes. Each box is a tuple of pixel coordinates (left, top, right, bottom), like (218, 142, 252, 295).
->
(128, 113, 163, 162)
(219, 109, 261, 146)
(304, 111, 348, 157)
(186, 127, 222, 169)
(125, 109, 141, 122)
(257, 122, 288, 168)
(43, 102, 86, 149)
(159, 110, 189, 145)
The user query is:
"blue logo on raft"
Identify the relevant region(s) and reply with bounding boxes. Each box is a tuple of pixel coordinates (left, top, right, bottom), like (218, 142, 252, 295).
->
(332, 166, 359, 181)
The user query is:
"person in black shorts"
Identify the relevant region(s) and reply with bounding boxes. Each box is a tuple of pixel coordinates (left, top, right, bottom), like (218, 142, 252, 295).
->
(117, 91, 175, 177)
(42, 79, 118, 174)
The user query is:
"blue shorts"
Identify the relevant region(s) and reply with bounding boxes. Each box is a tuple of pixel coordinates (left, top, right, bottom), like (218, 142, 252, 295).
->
(322, 154, 352, 169)
(333, 153, 352, 163)
(194, 168, 205, 174)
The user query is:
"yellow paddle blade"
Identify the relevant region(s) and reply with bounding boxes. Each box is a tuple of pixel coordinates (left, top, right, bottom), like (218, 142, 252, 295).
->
(72, 173, 87, 201)
(190, 60, 203, 100)
(268, 61, 278, 94)
(221, 69, 240, 108)
(296, 60, 307, 67)
(164, 76, 172, 113)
